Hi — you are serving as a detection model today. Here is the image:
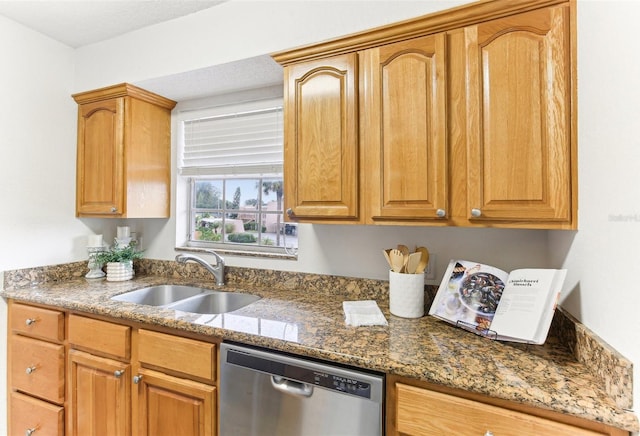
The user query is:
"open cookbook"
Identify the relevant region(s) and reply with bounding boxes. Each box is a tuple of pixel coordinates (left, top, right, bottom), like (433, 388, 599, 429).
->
(428, 259, 567, 344)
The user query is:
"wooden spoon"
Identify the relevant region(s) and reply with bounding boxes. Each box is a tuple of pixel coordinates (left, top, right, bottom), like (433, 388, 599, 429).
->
(390, 249, 406, 273)
(415, 246, 430, 273)
(405, 252, 422, 274)
(382, 249, 393, 269)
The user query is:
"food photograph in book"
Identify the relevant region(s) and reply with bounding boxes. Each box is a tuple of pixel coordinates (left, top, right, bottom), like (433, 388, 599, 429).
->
(430, 260, 508, 332)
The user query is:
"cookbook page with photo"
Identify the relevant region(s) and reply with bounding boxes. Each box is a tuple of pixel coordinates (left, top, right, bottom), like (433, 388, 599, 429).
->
(429, 260, 509, 331)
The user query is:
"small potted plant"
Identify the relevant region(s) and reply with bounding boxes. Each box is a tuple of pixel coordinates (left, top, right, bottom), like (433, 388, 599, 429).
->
(95, 240, 144, 281)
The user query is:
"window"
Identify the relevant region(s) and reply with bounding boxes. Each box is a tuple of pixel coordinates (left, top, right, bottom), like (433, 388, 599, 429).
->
(178, 97, 297, 256)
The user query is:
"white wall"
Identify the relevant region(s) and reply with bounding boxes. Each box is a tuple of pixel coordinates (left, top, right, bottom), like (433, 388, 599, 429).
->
(1, 0, 638, 428)
(0, 15, 76, 434)
(551, 0, 640, 414)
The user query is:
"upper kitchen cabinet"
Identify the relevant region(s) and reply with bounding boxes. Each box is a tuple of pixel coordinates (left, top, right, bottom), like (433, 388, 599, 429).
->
(273, 0, 577, 229)
(362, 33, 448, 223)
(73, 83, 177, 218)
(458, 4, 575, 228)
(282, 53, 360, 221)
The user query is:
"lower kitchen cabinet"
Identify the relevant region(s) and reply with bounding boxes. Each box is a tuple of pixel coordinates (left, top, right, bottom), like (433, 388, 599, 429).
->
(65, 314, 218, 436)
(135, 368, 216, 436)
(8, 302, 65, 436)
(68, 350, 131, 435)
(387, 376, 627, 436)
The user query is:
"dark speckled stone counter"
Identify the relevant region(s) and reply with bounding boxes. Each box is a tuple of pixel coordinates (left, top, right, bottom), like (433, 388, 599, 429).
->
(2, 259, 638, 432)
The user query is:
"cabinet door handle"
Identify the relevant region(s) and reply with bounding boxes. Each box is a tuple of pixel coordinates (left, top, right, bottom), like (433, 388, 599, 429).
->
(471, 208, 482, 217)
(436, 209, 446, 218)
(25, 318, 37, 326)
(111, 207, 118, 213)
(25, 427, 37, 436)
(484, 432, 494, 436)
(25, 366, 37, 375)
(133, 375, 143, 384)
(286, 208, 294, 217)
(114, 370, 124, 378)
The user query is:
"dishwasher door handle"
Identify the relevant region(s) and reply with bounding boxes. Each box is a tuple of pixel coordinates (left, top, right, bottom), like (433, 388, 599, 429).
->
(271, 376, 314, 397)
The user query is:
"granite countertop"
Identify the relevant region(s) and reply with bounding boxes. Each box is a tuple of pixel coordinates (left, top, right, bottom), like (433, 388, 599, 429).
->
(2, 261, 638, 432)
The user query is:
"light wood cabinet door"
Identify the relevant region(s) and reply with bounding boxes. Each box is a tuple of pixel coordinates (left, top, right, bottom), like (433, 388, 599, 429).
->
(75, 97, 124, 217)
(67, 349, 131, 436)
(463, 5, 573, 225)
(134, 368, 216, 436)
(363, 33, 448, 223)
(283, 53, 360, 221)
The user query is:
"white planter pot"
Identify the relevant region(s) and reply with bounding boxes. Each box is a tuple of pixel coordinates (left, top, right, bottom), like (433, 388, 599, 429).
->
(106, 261, 134, 282)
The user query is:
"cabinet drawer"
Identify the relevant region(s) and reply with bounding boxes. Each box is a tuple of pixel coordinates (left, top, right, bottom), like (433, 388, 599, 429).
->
(138, 329, 216, 381)
(11, 303, 64, 342)
(10, 391, 64, 436)
(395, 383, 604, 436)
(68, 314, 131, 359)
(11, 335, 65, 404)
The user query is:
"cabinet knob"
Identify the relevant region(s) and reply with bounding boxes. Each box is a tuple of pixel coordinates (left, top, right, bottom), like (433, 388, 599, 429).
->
(25, 366, 37, 375)
(25, 428, 37, 436)
(111, 207, 118, 213)
(436, 209, 446, 218)
(471, 208, 482, 217)
(286, 208, 294, 217)
(114, 370, 124, 378)
(484, 432, 494, 436)
(25, 318, 37, 326)
(133, 375, 143, 384)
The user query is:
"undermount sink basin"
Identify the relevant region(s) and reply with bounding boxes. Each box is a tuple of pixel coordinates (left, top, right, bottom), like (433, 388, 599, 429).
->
(111, 285, 207, 306)
(111, 285, 260, 314)
(168, 291, 261, 314)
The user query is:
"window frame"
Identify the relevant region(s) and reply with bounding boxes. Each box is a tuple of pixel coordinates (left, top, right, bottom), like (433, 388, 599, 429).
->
(175, 95, 297, 258)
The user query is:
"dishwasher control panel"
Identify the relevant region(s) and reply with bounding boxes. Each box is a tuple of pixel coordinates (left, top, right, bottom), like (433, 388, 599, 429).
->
(225, 346, 377, 400)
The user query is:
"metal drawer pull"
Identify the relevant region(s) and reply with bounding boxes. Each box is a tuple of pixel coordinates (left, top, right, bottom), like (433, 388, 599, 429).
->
(484, 432, 494, 436)
(25, 428, 37, 436)
(471, 208, 482, 217)
(114, 370, 124, 378)
(25, 318, 37, 326)
(436, 209, 446, 218)
(133, 375, 143, 384)
(25, 366, 37, 375)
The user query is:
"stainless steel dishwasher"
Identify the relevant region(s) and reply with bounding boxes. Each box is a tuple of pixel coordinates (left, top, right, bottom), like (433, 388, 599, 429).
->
(219, 342, 384, 436)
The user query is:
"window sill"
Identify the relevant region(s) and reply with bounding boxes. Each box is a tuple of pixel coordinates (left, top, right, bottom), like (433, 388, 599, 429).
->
(175, 246, 297, 261)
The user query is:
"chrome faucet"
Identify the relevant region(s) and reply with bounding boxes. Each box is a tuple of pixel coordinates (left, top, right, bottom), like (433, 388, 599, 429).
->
(175, 250, 225, 286)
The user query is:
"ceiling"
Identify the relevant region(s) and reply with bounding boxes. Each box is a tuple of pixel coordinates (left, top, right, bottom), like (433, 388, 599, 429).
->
(0, 1, 227, 48)
(0, 0, 284, 101)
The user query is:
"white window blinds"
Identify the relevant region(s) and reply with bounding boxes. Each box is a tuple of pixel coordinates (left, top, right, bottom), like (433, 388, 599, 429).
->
(180, 100, 283, 177)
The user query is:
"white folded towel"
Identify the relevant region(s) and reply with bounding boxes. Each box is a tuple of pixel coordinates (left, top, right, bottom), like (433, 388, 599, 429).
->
(343, 300, 388, 327)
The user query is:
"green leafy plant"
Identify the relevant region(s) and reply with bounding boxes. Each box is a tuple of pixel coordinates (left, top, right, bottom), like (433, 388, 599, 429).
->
(227, 233, 257, 243)
(95, 240, 144, 264)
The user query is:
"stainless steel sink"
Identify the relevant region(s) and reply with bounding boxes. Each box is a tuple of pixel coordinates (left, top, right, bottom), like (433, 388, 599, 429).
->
(111, 285, 260, 314)
(168, 291, 261, 314)
(111, 285, 208, 306)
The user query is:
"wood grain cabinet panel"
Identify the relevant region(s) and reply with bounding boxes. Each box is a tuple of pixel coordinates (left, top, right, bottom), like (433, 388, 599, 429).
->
(10, 392, 64, 436)
(462, 4, 574, 226)
(363, 33, 448, 222)
(393, 383, 611, 436)
(73, 83, 176, 218)
(283, 53, 360, 221)
(10, 303, 64, 342)
(67, 350, 131, 436)
(10, 335, 65, 404)
(134, 368, 216, 436)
